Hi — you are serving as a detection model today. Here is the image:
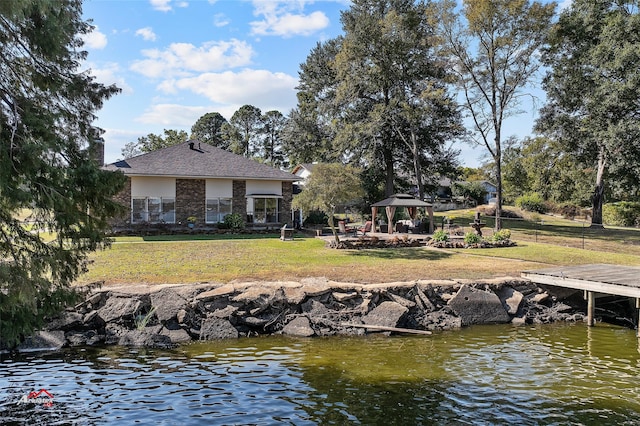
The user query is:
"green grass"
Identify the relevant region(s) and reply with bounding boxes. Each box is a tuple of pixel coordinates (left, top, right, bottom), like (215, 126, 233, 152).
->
(76, 209, 640, 286)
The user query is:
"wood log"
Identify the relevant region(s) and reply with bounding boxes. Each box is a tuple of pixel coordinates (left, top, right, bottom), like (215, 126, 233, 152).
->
(341, 323, 432, 335)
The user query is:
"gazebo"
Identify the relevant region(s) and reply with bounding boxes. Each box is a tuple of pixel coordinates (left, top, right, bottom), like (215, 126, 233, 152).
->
(371, 193, 434, 234)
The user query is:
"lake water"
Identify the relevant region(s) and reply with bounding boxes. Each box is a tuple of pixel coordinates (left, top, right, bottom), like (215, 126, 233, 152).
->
(1, 323, 640, 425)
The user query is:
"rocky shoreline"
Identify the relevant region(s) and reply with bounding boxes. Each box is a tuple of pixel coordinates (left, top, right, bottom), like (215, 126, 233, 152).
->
(14, 276, 601, 352)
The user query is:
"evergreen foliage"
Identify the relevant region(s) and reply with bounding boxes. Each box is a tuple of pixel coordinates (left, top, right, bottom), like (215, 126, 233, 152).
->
(0, 0, 126, 347)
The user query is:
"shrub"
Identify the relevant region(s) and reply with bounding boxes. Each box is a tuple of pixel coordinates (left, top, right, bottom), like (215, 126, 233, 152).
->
(432, 229, 449, 242)
(304, 210, 328, 226)
(551, 202, 582, 219)
(491, 229, 512, 242)
(464, 232, 482, 245)
(223, 213, 245, 230)
(515, 193, 547, 213)
(603, 202, 640, 227)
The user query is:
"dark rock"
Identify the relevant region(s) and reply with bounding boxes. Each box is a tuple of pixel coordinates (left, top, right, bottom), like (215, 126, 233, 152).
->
(414, 286, 436, 312)
(160, 327, 192, 344)
(150, 288, 188, 323)
(385, 292, 416, 308)
(86, 292, 104, 308)
(47, 311, 84, 331)
(242, 316, 269, 327)
(200, 318, 239, 340)
(212, 305, 238, 318)
(422, 311, 462, 331)
(17, 331, 66, 352)
(66, 330, 102, 346)
(83, 310, 100, 325)
(282, 316, 315, 337)
(118, 330, 174, 348)
(333, 291, 359, 302)
(496, 286, 524, 315)
(196, 284, 236, 301)
(449, 285, 510, 326)
(363, 301, 408, 328)
(301, 299, 329, 317)
(97, 297, 141, 323)
(104, 323, 129, 345)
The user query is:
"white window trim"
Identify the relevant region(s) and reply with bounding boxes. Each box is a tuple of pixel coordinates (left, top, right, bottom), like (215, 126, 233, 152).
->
(131, 196, 176, 224)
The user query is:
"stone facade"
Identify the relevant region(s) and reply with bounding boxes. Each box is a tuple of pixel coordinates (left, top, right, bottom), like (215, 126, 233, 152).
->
(281, 181, 293, 226)
(110, 177, 131, 228)
(232, 180, 247, 220)
(176, 179, 205, 225)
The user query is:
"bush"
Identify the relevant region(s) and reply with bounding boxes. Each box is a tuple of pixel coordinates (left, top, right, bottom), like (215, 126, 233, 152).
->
(304, 210, 328, 226)
(432, 229, 449, 242)
(223, 213, 245, 230)
(515, 193, 547, 213)
(550, 202, 582, 219)
(603, 202, 640, 227)
(464, 232, 482, 245)
(491, 229, 511, 242)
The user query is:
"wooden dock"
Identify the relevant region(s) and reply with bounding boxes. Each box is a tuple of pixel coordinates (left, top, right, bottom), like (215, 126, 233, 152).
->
(522, 264, 640, 336)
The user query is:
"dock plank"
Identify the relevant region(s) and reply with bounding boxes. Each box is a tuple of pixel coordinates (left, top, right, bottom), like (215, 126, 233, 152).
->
(522, 264, 640, 298)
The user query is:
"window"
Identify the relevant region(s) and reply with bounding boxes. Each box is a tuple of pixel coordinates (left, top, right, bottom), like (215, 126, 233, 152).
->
(248, 197, 280, 223)
(131, 197, 175, 224)
(206, 198, 232, 223)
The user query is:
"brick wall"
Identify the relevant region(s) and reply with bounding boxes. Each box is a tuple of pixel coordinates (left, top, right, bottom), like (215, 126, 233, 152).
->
(232, 180, 247, 220)
(109, 176, 131, 228)
(176, 179, 205, 225)
(281, 181, 293, 226)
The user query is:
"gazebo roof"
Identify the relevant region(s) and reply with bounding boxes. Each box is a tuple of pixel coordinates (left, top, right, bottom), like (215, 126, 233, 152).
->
(371, 193, 432, 208)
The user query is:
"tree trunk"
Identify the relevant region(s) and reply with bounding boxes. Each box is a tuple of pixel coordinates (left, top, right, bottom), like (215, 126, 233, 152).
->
(590, 147, 607, 229)
(411, 132, 425, 200)
(328, 210, 340, 244)
(494, 136, 502, 231)
(384, 146, 395, 197)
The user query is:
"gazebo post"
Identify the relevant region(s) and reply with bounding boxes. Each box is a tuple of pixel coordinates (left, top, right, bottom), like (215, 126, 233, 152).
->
(371, 207, 378, 232)
(427, 206, 434, 233)
(386, 206, 396, 234)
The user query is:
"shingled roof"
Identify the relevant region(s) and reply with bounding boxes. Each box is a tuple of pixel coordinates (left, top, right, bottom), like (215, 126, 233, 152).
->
(104, 140, 298, 181)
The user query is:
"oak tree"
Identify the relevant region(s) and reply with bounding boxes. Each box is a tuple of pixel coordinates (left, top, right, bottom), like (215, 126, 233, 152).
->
(435, 0, 556, 229)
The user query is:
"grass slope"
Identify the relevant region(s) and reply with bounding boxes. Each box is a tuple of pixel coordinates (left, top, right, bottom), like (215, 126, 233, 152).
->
(76, 209, 640, 286)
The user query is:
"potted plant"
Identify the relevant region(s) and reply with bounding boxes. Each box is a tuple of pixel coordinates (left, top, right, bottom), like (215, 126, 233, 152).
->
(186, 216, 197, 228)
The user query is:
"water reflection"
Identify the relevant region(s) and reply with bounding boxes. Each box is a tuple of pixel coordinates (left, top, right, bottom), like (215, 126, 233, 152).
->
(1, 323, 639, 425)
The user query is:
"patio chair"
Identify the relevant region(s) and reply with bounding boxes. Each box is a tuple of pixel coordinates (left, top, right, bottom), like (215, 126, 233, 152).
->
(356, 221, 372, 236)
(338, 220, 356, 237)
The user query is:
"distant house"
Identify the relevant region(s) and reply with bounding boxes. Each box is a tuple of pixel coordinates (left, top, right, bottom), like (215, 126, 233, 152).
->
(104, 141, 298, 229)
(477, 180, 498, 204)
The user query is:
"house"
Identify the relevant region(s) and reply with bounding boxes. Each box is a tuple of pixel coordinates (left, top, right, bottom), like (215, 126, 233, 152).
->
(477, 180, 498, 204)
(103, 141, 298, 229)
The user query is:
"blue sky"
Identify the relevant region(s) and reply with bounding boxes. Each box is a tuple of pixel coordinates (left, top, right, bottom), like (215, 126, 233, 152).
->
(81, 0, 566, 166)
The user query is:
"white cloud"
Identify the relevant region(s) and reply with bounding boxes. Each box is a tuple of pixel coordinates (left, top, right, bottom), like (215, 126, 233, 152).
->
(250, 1, 330, 37)
(150, 0, 172, 12)
(213, 13, 230, 27)
(82, 26, 108, 49)
(136, 104, 212, 126)
(87, 62, 134, 95)
(101, 128, 148, 163)
(163, 69, 298, 111)
(135, 27, 157, 41)
(150, 0, 188, 12)
(130, 39, 254, 78)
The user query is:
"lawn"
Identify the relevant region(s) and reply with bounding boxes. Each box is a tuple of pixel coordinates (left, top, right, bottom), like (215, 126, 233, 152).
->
(77, 210, 640, 286)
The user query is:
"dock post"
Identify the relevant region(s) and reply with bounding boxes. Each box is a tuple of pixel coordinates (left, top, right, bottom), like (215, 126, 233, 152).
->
(586, 291, 595, 327)
(637, 298, 640, 338)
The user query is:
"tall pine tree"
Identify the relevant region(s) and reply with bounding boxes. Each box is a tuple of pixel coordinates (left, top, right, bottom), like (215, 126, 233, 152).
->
(0, 0, 125, 347)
